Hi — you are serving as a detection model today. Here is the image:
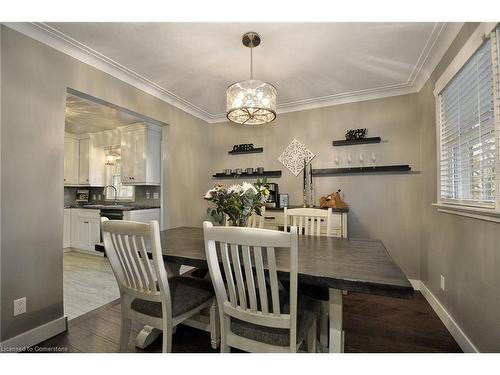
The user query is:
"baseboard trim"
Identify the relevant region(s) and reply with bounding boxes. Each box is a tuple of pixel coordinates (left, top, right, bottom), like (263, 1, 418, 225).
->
(408, 279, 421, 291)
(413, 280, 479, 353)
(0, 316, 67, 352)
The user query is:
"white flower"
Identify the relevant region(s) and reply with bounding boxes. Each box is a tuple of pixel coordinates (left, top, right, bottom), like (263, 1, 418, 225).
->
(227, 184, 243, 194)
(241, 182, 257, 195)
(204, 188, 215, 199)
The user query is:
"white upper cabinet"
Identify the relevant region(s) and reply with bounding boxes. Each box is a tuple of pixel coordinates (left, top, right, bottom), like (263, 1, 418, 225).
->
(64, 133, 105, 186)
(120, 124, 162, 185)
(64, 124, 160, 187)
(64, 133, 79, 185)
(78, 134, 105, 186)
(78, 137, 90, 184)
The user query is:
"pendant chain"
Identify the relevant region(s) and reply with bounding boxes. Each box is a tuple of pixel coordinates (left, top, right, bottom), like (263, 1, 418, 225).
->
(250, 45, 253, 80)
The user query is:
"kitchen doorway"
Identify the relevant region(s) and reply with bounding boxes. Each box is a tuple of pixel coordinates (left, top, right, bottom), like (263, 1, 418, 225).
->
(62, 88, 167, 320)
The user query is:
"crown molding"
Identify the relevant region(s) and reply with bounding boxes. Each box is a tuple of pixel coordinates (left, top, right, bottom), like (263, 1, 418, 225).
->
(2, 22, 214, 123)
(3, 22, 463, 124)
(208, 22, 464, 123)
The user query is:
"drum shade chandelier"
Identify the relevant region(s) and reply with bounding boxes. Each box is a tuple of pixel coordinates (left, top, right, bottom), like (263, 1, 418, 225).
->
(226, 32, 277, 125)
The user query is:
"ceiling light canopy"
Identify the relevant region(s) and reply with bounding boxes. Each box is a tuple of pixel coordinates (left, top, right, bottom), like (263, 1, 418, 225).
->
(226, 32, 277, 125)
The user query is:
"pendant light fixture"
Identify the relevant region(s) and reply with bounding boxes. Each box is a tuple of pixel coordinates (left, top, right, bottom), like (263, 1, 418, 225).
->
(226, 32, 277, 125)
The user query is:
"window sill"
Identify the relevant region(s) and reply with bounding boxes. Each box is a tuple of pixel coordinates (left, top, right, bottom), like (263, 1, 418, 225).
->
(432, 203, 500, 223)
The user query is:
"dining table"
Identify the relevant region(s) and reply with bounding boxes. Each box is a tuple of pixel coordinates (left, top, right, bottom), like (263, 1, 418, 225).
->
(138, 226, 414, 353)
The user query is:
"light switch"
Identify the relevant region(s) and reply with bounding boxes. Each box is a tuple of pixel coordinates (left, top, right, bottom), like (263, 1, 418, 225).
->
(14, 297, 26, 316)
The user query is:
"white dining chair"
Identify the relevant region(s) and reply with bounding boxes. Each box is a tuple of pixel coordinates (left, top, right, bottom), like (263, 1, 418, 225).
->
(283, 207, 334, 350)
(102, 218, 219, 353)
(224, 206, 266, 228)
(203, 221, 318, 353)
(284, 207, 333, 236)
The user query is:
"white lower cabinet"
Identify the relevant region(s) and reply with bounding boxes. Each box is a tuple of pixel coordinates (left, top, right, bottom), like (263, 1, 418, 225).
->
(123, 208, 160, 224)
(263, 209, 348, 238)
(63, 209, 71, 248)
(70, 209, 101, 252)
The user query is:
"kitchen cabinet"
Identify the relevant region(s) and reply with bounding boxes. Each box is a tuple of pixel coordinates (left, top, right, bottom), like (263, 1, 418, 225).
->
(78, 137, 90, 184)
(63, 208, 71, 248)
(121, 124, 161, 185)
(78, 134, 105, 186)
(123, 208, 160, 224)
(64, 134, 79, 185)
(70, 209, 101, 252)
(263, 209, 347, 238)
(64, 133, 105, 186)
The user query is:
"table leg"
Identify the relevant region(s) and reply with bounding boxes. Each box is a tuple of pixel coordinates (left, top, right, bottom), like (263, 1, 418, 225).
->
(329, 288, 344, 353)
(135, 261, 181, 349)
(319, 301, 329, 349)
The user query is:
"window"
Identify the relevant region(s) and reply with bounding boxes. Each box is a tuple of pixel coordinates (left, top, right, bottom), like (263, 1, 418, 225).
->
(105, 154, 135, 202)
(435, 23, 500, 216)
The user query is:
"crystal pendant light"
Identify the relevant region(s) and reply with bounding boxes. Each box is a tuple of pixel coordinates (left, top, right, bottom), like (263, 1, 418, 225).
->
(226, 32, 277, 125)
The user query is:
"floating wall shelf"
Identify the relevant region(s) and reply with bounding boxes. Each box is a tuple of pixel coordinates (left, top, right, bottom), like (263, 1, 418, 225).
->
(332, 137, 382, 146)
(312, 165, 411, 176)
(213, 170, 282, 179)
(228, 147, 264, 155)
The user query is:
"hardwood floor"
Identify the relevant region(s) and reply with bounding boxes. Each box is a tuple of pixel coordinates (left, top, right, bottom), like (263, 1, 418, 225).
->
(36, 291, 461, 353)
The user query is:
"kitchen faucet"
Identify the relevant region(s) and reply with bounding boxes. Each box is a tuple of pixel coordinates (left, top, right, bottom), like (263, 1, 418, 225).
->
(103, 185, 118, 205)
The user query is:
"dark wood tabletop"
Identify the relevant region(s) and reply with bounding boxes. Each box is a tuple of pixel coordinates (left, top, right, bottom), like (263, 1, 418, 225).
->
(160, 227, 413, 299)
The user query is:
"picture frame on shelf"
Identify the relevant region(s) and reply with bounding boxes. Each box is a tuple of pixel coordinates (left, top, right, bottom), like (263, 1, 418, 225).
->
(279, 193, 289, 208)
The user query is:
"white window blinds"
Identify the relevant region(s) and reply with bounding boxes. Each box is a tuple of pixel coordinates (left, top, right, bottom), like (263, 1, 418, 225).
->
(438, 36, 496, 206)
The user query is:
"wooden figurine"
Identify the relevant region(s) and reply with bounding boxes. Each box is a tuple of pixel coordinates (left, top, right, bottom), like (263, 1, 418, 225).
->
(320, 189, 348, 210)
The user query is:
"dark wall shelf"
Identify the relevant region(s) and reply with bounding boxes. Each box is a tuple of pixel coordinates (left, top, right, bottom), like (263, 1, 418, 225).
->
(312, 165, 411, 176)
(228, 147, 264, 155)
(213, 170, 282, 179)
(332, 137, 381, 146)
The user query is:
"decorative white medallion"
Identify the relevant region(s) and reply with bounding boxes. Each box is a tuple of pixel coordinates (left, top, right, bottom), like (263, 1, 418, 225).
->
(278, 139, 316, 176)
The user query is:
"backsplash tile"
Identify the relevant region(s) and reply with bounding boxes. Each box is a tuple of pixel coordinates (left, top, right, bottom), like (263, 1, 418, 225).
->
(64, 185, 160, 207)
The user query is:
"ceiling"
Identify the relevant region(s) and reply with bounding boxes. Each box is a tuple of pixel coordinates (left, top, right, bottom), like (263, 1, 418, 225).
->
(15, 22, 463, 122)
(65, 93, 141, 134)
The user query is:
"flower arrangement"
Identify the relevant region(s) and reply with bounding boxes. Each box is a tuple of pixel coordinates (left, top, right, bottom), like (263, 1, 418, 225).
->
(204, 179, 270, 227)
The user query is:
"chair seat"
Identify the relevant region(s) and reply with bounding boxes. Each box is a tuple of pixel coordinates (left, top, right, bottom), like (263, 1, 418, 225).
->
(131, 276, 214, 318)
(231, 294, 320, 347)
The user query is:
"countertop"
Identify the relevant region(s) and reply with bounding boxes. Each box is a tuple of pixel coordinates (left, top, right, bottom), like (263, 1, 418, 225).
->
(64, 204, 160, 211)
(265, 205, 349, 213)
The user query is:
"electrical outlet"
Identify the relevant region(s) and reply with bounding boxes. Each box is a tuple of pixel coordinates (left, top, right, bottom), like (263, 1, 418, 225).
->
(92, 194, 96, 201)
(153, 192, 159, 199)
(146, 191, 151, 199)
(440, 275, 445, 291)
(13, 297, 26, 316)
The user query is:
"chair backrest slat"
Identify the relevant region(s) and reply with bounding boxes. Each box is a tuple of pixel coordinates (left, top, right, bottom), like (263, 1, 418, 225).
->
(203, 222, 298, 343)
(266, 246, 281, 315)
(230, 244, 247, 309)
(125, 235, 146, 290)
(220, 242, 237, 307)
(253, 246, 269, 314)
(134, 235, 157, 293)
(241, 245, 258, 313)
(284, 207, 333, 237)
(111, 233, 136, 289)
